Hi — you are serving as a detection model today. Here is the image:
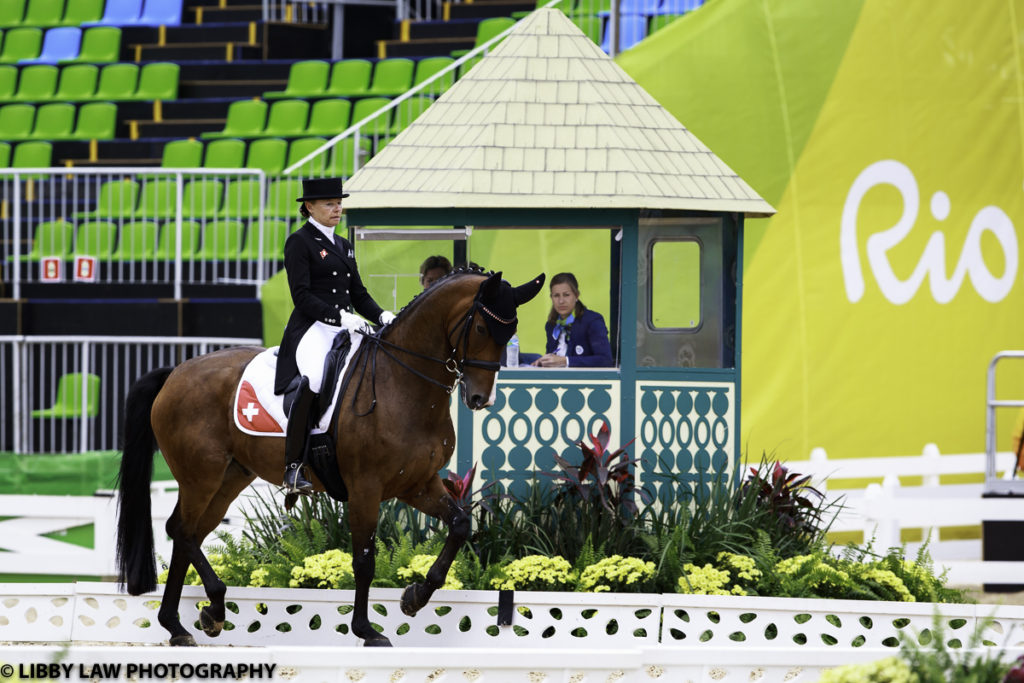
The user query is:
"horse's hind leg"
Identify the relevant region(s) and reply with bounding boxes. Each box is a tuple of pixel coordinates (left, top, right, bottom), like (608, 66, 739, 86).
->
(160, 460, 254, 644)
(399, 477, 470, 617)
(348, 492, 392, 647)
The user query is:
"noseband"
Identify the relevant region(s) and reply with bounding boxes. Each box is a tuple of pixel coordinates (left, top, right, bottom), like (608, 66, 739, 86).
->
(348, 289, 506, 415)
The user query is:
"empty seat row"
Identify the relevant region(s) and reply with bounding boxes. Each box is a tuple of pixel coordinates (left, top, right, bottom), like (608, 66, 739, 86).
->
(0, 25, 120, 64)
(515, 0, 699, 17)
(0, 61, 177, 103)
(0, 0, 181, 28)
(201, 96, 432, 140)
(21, 217, 298, 261)
(264, 57, 455, 101)
(0, 139, 52, 167)
(68, 178, 325, 221)
(0, 101, 116, 140)
(162, 136, 371, 177)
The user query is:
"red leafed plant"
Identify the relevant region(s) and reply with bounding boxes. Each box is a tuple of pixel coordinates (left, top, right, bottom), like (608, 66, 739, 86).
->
(441, 465, 495, 515)
(548, 421, 651, 515)
(740, 460, 825, 536)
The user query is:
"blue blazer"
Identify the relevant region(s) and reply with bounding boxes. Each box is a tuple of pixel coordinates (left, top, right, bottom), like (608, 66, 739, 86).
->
(544, 309, 614, 367)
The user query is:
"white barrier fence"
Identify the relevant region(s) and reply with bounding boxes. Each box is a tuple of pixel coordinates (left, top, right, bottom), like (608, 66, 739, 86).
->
(0, 334, 261, 454)
(796, 444, 1024, 585)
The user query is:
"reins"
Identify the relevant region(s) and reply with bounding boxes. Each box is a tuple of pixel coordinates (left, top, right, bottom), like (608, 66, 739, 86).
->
(347, 287, 504, 416)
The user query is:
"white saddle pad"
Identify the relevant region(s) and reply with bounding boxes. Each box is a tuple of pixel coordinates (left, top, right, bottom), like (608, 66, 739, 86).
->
(233, 333, 364, 437)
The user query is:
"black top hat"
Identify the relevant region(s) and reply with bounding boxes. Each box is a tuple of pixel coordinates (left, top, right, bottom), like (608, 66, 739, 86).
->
(296, 177, 349, 202)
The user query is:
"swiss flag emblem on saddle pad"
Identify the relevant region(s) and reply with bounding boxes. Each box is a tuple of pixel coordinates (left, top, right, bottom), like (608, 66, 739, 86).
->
(235, 380, 283, 434)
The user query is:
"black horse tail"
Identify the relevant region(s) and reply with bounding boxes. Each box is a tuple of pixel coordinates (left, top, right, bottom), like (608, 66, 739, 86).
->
(116, 366, 173, 595)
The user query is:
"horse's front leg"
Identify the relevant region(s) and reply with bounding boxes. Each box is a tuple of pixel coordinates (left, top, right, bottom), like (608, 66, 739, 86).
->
(399, 477, 470, 617)
(349, 495, 392, 647)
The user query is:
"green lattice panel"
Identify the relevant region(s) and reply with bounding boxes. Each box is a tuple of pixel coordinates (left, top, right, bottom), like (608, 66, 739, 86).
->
(472, 379, 621, 499)
(635, 380, 735, 504)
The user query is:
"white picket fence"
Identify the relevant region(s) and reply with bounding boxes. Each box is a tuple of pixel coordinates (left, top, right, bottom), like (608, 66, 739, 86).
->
(797, 444, 1024, 585)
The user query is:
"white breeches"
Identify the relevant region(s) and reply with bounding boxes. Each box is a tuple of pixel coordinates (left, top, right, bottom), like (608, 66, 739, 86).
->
(296, 321, 339, 393)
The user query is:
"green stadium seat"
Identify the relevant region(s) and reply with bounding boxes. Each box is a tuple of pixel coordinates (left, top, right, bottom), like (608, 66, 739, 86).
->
(60, 0, 105, 26)
(23, 0, 66, 28)
(111, 219, 158, 260)
(11, 64, 57, 101)
(74, 220, 117, 258)
(75, 178, 138, 218)
(451, 17, 515, 58)
(131, 62, 177, 100)
(390, 96, 432, 134)
(0, 65, 18, 100)
(245, 137, 286, 174)
(29, 101, 73, 138)
(572, 14, 602, 44)
(220, 178, 261, 219)
(257, 99, 308, 138)
(22, 218, 72, 259)
(284, 136, 326, 177)
(180, 178, 223, 218)
(91, 62, 136, 99)
(326, 59, 371, 97)
(240, 218, 289, 259)
(161, 138, 202, 167)
(265, 178, 301, 218)
(0, 141, 9, 166)
(196, 219, 245, 259)
(11, 138, 49, 166)
(134, 178, 177, 219)
(0, 1, 28, 27)
(63, 26, 120, 63)
(264, 59, 329, 99)
(324, 137, 371, 178)
(201, 99, 267, 139)
(69, 100, 115, 139)
(648, 14, 682, 33)
(54, 63, 98, 100)
(365, 58, 414, 97)
(32, 372, 100, 418)
(154, 219, 199, 259)
(305, 98, 351, 137)
(203, 138, 245, 168)
(0, 28, 43, 63)
(412, 56, 454, 94)
(0, 103, 35, 139)
(350, 96, 391, 137)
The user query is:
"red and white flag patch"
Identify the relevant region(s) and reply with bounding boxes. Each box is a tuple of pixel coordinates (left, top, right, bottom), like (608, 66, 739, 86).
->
(319, 249, 328, 259)
(235, 380, 283, 434)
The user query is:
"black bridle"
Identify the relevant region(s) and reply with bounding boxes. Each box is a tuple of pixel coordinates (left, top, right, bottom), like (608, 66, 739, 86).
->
(347, 291, 509, 416)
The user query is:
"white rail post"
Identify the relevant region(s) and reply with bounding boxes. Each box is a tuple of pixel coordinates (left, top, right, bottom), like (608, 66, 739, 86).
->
(12, 337, 23, 455)
(80, 340, 91, 452)
(173, 172, 185, 300)
(921, 443, 941, 488)
(809, 446, 828, 494)
(92, 495, 117, 577)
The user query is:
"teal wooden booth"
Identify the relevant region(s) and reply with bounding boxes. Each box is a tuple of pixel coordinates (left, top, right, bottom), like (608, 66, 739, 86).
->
(345, 208, 746, 504)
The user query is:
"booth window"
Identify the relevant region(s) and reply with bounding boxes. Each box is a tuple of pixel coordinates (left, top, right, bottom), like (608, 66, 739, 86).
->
(650, 240, 701, 329)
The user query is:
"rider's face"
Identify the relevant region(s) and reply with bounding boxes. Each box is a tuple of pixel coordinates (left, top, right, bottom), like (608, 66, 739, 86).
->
(306, 198, 343, 228)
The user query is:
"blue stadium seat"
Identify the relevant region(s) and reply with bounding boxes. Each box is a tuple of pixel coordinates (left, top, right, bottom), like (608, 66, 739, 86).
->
(134, 0, 182, 26)
(19, 27, 81, 64)
(600, 15, 647, 53)
(655, 0, 701, 14)
(84, 0, 143, 26)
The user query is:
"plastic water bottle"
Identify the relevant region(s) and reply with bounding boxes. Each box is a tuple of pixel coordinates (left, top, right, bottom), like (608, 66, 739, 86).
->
(506, 334, 519, 368)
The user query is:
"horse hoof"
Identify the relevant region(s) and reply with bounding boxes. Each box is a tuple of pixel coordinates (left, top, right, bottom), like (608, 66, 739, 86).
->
(363, 634, 392, 647)
(400, 584, 421, 617)
(200, 607, 224, 637)
(169, 634, 197, 647)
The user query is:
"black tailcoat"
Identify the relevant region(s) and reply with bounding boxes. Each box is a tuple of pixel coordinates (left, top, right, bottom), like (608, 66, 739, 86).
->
(274, 222, 384, 394)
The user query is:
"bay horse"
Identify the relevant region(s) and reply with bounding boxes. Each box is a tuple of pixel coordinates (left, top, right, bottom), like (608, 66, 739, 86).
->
(115, 269, 545, 647)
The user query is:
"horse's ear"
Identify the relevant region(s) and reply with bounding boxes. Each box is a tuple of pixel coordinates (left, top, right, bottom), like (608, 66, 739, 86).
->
(513, 273, 546, 306)
(480, 271, 503, 300)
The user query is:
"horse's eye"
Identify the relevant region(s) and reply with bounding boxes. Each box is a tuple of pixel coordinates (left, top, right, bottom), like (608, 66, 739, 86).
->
(476, 324, 486, 334)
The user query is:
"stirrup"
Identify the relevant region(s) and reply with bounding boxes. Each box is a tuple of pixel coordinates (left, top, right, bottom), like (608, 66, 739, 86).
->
(284, 462, 313, 494)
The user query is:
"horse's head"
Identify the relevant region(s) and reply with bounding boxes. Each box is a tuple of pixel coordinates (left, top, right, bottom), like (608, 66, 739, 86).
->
(457, 271, 545, 410)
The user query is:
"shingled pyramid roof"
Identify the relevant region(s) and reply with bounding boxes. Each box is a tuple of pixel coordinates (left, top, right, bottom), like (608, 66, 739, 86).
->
(344, 9, 774, 216)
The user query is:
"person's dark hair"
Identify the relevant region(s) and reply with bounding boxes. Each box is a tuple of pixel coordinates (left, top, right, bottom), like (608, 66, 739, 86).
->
(419, 255, 453, 277)
(299, 203, 311, 219)
(547, 271, 587, 324)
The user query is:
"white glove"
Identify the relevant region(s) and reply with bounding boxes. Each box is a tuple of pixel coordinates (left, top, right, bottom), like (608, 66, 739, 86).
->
(379, 310, 396, 326)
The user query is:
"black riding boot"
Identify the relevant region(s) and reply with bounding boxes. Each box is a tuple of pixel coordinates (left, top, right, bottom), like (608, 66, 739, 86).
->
(284, 376, 315, 494)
